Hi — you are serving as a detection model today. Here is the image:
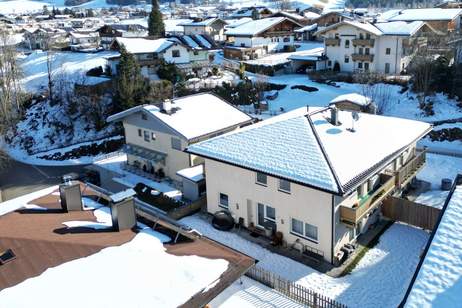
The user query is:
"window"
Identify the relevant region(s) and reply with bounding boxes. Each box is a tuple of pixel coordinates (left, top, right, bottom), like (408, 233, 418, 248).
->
(141, 113, 147, 120)
(359, 33, 364, 39)
(279, 179, 291, 193)
(193, 50, 199, 55)
(305, 223, 318, 241)
(144, 130, 150, 142)
(344, 56, 349, 63)
(358, 62, 363, 69)
(172, 50, 180, 57)
(386, 48, 391, 55)
(345, 39, 350, 48)
(256, 172, 267, 186)
(291, 219, 319, 242)
(219, 193, 229, 208)
(358, 47, 363, 55)
(171, 137, 182, 150)
(151, 132, 156, 140)
(138, 129, 142, 137)
(365, 48, 370, 55)
(366, 33, 371, 39)
(283, 37, 290, 42)
(364, 62, 369, 70)
(258, 203, 276, 228)
(328, 60, 332, 67)
(385, 62, 390, 74)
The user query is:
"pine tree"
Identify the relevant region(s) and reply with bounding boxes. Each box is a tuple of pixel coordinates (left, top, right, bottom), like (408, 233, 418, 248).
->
(148, 0, 165, 38)
(114, 46, 145, 111)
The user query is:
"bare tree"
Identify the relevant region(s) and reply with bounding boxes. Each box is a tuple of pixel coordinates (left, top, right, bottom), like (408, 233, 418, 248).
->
(354, 71, 392, 114)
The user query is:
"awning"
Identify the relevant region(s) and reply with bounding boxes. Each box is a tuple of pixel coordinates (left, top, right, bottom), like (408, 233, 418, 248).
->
(123, 144, 167, 163)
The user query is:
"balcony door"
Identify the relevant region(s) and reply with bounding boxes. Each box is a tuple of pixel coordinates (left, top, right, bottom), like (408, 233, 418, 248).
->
(257, 203, 276, 231)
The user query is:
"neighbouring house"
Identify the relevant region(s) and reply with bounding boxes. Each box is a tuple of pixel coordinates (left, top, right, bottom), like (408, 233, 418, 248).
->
(224, 17, 302, 60)
(69, 31, 101, 52)
(180, 18, 228, 42)
(401, 174, 462, 307)
(106, 93, 253, 182)
(287, 47, 327, 72)
(23, 27, 69, 50)
(316, 20, 437, 74)
(186, 106, 432, 264)
(435, 0, 462, 9)
(294, 23, 319, 41)
(312, 11, 354, 30)
(230, 6, 274, 19)
(98, 24, 148, 49)
(329, 93, 376, 113)
(383, 8, 462, 33)
(270, 11, 310, 25)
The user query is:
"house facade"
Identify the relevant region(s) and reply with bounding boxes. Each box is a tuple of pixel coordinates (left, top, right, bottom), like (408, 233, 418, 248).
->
(384, 8, 462, 33)
(224, 17, 301, 60)
(181, 18, 228, 41)
(69, 31, 100, 51)
(317, 20, 435, 74)
(98, 24, 148, 50)
(187, 107, 431, 264)
(106, 93, 253, 182)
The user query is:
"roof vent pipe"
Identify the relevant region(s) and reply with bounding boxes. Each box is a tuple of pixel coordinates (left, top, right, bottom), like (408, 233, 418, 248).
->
(330, 106, 339, 126)
(162, 99, 172, 114)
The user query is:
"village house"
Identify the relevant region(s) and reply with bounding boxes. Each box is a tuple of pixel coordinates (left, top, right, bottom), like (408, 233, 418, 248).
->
(186, 106, 431, 264)
(180, 18, 228, 42)
(69, 31, 100, 52)
(224, 17, 302, 60)
(98, 24, 148, 50)
(23, 27, 69, 50)
(316, 20, 437, 74)
(383, 8, 462, 33)
(106, 93, 253, 182)
(312, 11, 354, 30)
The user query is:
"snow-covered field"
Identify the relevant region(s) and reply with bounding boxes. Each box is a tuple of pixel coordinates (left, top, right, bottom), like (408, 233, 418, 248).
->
(181, 214, 428, 308)
(20, 50, 115, 92)
(0, 0, 119, 14)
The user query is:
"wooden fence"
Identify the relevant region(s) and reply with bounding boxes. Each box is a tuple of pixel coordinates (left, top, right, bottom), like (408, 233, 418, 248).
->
(382, 196, 441, 230)
(245, 266, 347, 308)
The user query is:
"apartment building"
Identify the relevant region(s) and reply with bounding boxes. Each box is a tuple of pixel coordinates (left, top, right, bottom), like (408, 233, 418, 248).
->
(316, 20, 436, 74)
(106, 93, 253, 182)
(187, 107, 431, 264)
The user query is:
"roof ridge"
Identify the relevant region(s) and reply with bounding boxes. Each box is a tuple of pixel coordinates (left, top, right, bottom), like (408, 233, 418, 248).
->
(305, 113, 344, 195)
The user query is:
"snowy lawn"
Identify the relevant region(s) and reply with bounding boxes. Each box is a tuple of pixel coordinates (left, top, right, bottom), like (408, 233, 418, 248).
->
(415, 153, 462, 208)
(0, 227, 229, 308)
(20, 50, 116, 92)
(181, 215, 428, 307)
(94, 154, 182, 199)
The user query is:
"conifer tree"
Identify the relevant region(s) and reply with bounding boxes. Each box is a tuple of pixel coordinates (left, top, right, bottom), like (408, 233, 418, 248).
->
(148, 0, 165, 38)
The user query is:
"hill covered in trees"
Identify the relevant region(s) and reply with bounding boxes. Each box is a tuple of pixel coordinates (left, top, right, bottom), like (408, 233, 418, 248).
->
(346, 0, 440, 9)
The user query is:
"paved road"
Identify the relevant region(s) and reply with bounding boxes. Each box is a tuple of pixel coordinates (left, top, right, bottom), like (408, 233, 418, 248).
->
(0, 160, 87, 201)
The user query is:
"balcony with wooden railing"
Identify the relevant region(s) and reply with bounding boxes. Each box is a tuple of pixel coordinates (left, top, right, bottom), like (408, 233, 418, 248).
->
(340, 174, 396, 225)
(352, 39, 375, 47)
(325, 38, 340, 46)
(352, 53, 374, 62)
(395, 149, 427, 189)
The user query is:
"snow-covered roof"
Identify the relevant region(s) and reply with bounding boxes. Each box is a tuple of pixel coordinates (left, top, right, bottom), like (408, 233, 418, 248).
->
(272, 11, 306, 21)
(405, 177, 462, 307)
(295, 23, 318, 32)
(316, 20, 383, 36)
(107, 93, 253, 141)
(225, 17, 293, 36)
(329, 93, 371, 106)
(187, 107, 431, 194)
(387, 8, 462, 21)
(287, 47, 324, 61)
(114, 37, 174, 54)
(224, 17, 253, 29)
(176, 165, 204, 182)
(180, 17, 227, 27)
(304, 11, 321, 19)
(374, 21, 426, 36)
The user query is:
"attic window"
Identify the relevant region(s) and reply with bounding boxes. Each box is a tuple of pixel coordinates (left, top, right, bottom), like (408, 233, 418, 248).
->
(172, 50, 180, 58)
(141, 113, 147, 120)
(0, 249, 16, 265)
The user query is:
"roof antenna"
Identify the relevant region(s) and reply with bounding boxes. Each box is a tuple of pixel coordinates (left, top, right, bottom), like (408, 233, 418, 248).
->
(348, 111, 359, 132)
(306, 105, 310, 113)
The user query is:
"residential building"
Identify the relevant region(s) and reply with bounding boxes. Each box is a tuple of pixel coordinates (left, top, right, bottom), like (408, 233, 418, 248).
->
(106, 93, 253, 182)
(187, 107, 431, 264)
(98, 24, 148, 49)
(69, 31, 100, 52)
(312, 11, 354, 30)
(180, 18, 228, 41)
(23, 27, 69, 50)
(224, 17, 302, 60)
(382, 8, 462, 32)
(316, 20, 436, 74)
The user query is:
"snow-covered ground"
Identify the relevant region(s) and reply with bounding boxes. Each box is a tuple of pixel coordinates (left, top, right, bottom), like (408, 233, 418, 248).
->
(0, 0, 120, 14)
(181, 214, 428, 308)
(120, 18, 192, 34)
(94, 154, 183, 199)
(20, 50, 115, 93)
(415, 153, 462, 208)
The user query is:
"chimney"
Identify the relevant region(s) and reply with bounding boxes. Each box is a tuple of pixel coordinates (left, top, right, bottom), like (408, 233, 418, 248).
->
(162, 99, 172, 114)
(330, 107, 339, 126)
(59, 180, 83, 212)
(110, 189, 137, 231)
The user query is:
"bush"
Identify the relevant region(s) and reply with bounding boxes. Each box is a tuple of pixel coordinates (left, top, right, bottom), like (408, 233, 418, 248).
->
(157, 60, 185, 84)
(86, 66, 104, 77)
(419, 100, 435, 116)
(291, 85, 318, 92)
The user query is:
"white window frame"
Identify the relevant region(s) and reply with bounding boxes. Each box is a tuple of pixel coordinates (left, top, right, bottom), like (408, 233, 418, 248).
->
(219, 193, 229, 209)
(290, 218, 318, 243)
(255, 172, 267, 186)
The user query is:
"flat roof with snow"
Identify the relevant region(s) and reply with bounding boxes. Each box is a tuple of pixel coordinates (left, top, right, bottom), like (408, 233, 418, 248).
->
(329, 93, 371, 106)
(113, 37, 174, 54)
(107, 93, 253, 141)
(187, 107, 431, 194)
(404, 176, 462, 307)
(176, 165, 204, 182)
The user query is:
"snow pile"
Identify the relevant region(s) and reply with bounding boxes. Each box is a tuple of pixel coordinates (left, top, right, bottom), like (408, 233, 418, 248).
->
(62, 206, 112, 230)
(405, 183, 462, 307)
(0, 186, 58, 216)
(0, 228, 229, 308)
(181, 215, 428, 307)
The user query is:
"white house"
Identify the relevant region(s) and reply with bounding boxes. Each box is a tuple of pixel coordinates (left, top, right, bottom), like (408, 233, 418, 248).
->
(69, 31, 100, 52)
(187, 106, 431, 264)
(224, 17, 302, 60)
(180, 18, 228, 41)
(316, 20, 436, 74)
(382, 8, 462, 32)
(106, 93, 253, 182)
